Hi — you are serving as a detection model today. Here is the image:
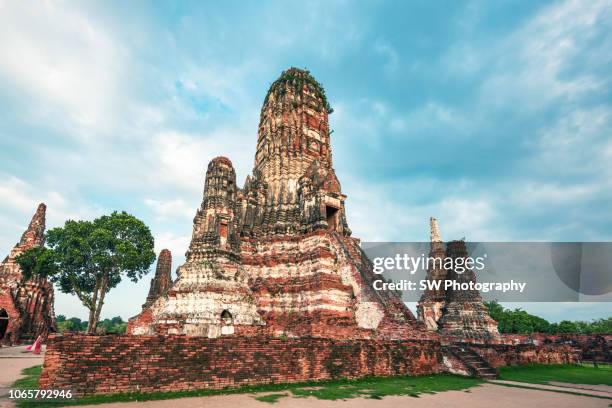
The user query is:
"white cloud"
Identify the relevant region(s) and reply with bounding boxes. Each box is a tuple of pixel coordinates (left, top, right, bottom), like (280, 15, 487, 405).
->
(144, 198, 194, 220)
(0, 174, 101, 256)
(344, 175, 501, 243)
(480, 0, 611, 110)
(153, 231, 191, 266)
(0, 2, 125, 133)
(1, 0, 610, 320)
(147, 129, 255, 193)
(514, 182, 600, 207)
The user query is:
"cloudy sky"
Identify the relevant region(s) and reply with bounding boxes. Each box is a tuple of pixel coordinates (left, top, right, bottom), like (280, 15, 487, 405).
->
(1, 0, 610, 322)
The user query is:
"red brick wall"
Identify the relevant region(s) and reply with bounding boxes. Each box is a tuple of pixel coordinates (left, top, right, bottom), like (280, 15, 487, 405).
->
(0, 291, 21, 345)
(39, 334, 442, 396)
(461, 342, 580, 368)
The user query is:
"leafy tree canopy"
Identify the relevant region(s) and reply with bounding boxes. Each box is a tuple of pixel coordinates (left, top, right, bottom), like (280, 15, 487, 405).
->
(17, 211, 155, 333)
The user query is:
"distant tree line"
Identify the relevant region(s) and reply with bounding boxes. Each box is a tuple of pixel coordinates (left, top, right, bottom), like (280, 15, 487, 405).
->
(56, 315, 127, 334)
(486, 301, 612, 334)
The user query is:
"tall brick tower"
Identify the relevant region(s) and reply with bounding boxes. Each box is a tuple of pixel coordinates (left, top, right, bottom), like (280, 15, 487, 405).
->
(142, 249, 173, 309)
(417, 217, 447, 330)
(129, 158, 264, 337)
(129, 68, 425, 340)
(242, 67, 350, 236)
(0, 203, 56, 344)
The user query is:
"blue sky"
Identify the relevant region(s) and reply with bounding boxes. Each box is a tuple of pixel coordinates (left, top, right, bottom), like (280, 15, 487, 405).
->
(0, 0, 610, 322)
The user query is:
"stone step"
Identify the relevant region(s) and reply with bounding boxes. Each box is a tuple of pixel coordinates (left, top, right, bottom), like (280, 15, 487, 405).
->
(474, 366, 493, 371)
(445, 345, 498, 379)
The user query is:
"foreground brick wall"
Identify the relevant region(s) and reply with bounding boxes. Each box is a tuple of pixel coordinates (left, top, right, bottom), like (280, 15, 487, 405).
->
(39, 334, 442, 396)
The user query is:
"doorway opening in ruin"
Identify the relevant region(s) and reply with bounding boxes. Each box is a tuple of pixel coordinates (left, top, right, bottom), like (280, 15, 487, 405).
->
(220, 309, 233, 325)
(325, 205, 339, 231)
(219, 221, 228, 246)
(0, 309, 8, 340)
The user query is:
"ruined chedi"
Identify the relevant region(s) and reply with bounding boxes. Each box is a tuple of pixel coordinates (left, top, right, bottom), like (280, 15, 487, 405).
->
(417, 217, 447, 331)
(142, 249, 173, 310)
(437, 239, 500, 342)
(0, 203, 56, 344)
(129, 68, 425, 339)
(417, 218, 500, 342)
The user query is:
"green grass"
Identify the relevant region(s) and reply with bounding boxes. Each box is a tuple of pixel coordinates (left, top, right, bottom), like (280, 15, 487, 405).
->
(499, 364, 612, 386)
(11, 366, 482, 407)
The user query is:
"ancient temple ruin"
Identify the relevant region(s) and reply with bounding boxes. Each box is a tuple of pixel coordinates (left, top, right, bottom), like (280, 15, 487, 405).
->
(417, 218, 500, 342)
(0, 203, 56, 344)
(142, 249, 173, 310)
(41, 68, 596, 397)
(129, 68, 423, 339)
(417, 218, 447, 331)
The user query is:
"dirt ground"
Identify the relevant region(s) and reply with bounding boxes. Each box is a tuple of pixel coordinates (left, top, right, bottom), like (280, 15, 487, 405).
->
(76, 383, 610, 408)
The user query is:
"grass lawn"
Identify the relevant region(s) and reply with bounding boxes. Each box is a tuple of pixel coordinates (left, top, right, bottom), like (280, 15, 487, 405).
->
(12, 365, 482, 407)
(498, 364, 612, 386)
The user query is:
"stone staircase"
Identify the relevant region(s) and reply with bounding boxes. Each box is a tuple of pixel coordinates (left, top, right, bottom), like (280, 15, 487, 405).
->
(445, 345, 498, 379)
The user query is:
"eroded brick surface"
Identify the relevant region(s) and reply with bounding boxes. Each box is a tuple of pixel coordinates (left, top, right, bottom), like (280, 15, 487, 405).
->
(418, 218, 500, 342)
(39, 334, 442, 396)
(0, 203, 56, 344)
(128, 68, 425, 340)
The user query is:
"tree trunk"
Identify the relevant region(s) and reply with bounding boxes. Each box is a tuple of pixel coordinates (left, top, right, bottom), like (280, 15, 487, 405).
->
(91, 273, 109, 334)
(86, 277, 101, 334)
(86, 307, 96, 334)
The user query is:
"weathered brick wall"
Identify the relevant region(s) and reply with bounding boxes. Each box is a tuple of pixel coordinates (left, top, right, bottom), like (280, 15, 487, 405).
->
(499, 333, 611, 363)
(39, 334, 442, 396)
(461, 342, 580, 368)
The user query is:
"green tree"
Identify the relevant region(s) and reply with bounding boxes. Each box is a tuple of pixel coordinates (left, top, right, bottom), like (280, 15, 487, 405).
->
(15, 246, 57, 280)
(110, 316, 121, 324)
(484, 301, 612, 334)
(57, 317, 85, 332)
(96, 316, 127, 334)
(589, 317, 612, 333)
(17, 211, 155, 334)
(557, 320, 579, 333)
(486, 301, 551, 334)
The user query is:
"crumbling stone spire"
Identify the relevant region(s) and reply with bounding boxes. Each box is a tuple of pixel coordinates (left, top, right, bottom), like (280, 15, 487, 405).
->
(3, 203, 47, 274)
(0, 203, 55, 343)
(437, 240, 500, 342)
(143, 249, 172, 309)
(430, 217, 442, 243)
(240, 68, 350, 237)
(417, 217, 447, 330)
(11, 203, 46, 260)
(188, 156, 240, 260)
(255, 68, 333, 186)
(127, 156, 263, 337)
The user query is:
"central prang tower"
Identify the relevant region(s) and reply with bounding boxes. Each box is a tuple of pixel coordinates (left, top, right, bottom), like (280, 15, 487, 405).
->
(255, 68, 333, 188)
(241, 68, 349, 237)
(129, 68, 427, 340)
